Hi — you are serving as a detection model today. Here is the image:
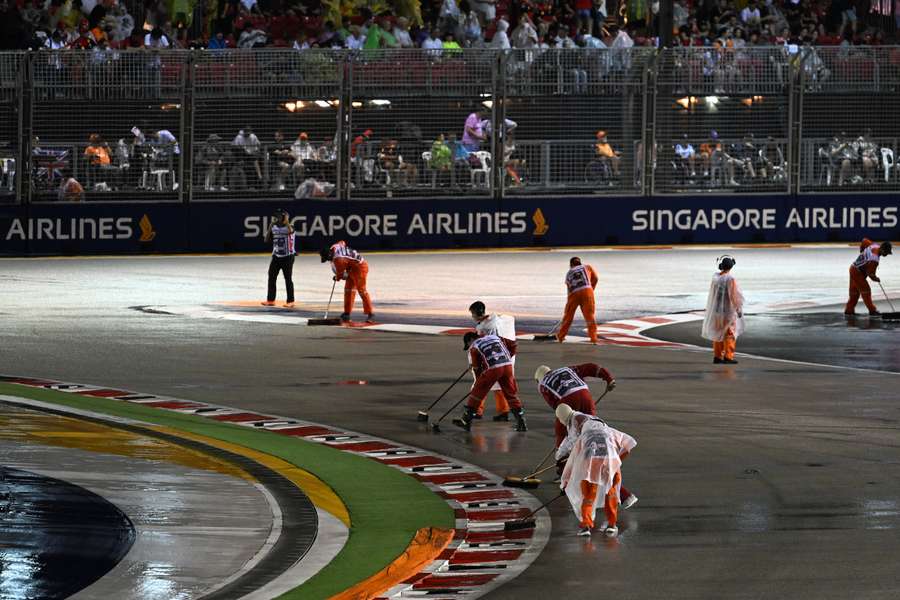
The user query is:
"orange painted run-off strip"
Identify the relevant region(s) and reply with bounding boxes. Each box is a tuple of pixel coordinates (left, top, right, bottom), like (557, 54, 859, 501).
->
(330, 527, 454, 600)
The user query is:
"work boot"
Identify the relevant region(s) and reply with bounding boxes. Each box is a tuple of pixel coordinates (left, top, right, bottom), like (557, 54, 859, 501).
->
(492, 412, 510, 422)
(870, 311, 882, 318)
(452, 406, 477, 432)
(340, 313, 351, 322)
(513, 408, 528, 432)
(723, 358, 739, 364)
(713, 357, 724, 364)
(365, 313, 375, 323)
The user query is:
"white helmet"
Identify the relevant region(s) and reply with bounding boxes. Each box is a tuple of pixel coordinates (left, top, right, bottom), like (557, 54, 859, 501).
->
(534, 365, 551, 382)
(555, 403, 574, 426)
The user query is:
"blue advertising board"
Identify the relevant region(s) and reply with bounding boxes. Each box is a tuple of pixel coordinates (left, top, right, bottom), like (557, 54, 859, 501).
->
(1, 194, 898, 255)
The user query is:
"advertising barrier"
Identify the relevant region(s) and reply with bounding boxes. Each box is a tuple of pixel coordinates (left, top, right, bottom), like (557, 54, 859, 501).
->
(1, 195, 898, 256)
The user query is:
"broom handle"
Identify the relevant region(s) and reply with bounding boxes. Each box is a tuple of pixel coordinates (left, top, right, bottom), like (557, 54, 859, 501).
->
(526, 446, 558, 478)
(878, 282, 897, 312)
(522, 462, 559, 480)
(324, 279, 337, 319)
(514, 491, 567, 523)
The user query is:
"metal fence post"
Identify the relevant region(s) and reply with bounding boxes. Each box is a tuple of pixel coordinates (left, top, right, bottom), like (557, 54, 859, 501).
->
(181, 50, 193, 204)
(337, 53, 351, 201)
(788, 52, 803, 195)
(17, 52, 30, 205)
(493, 51, 505, 201)
(645, 49, 659, 196)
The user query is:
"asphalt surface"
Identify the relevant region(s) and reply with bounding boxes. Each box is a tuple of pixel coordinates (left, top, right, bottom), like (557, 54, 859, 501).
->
(2, 251, 900, 599)
(646, 308, 900, 374)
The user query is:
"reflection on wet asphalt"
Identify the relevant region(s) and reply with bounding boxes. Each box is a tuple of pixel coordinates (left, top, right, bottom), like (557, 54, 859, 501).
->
(0, 467, 135, 600)
(647, 311, 900, 373)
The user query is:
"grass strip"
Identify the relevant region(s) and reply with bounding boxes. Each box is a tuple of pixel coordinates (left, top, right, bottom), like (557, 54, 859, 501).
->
(0, 382, 454, 599)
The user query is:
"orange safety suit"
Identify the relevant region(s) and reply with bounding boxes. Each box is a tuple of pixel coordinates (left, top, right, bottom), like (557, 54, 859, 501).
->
(580, 471, 622, 529)
(846, 239, 881, 314)
(330, 241, 373, 317)
(558, 264, 599, 343)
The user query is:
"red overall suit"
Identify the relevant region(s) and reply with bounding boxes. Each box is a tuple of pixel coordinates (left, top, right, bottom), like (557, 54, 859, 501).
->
(558, 264, 599, 343)
(465, 335, 523, 412)
(330, 241, 373, 317)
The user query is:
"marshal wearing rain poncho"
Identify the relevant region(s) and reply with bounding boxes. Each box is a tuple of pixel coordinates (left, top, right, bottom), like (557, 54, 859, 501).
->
(556, 408, 636, 535)
(701, 269, 745, 362)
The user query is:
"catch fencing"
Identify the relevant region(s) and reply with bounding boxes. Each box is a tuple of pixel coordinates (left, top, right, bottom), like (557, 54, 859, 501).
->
(3, 46, 900, 204)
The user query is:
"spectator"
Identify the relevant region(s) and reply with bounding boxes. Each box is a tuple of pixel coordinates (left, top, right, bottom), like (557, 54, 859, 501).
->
(144, 26, 169, 48)
(393, 16, 414, 47)
(463, 107, 488, 152)
(208, 30, 228, 49)
(511, 13, 538, 48)
(430, 133, 452, 173)
(471, 0, 497, 28)
(232, 127, 262, 189)
(58, 172, 84, 201)
(740, 0, 762, 26)
(856, 133, 879, 181)
(363, 15, 397, 49)
(238, 21, 267, 48)
(290, 131, 316, 181)
(463, 8, 482, 45)
(594, 130, 621, 177)
(675, 134, 697, 177)
(504, 132, 523, 186)
(293, 31, 310, 50)
(197, 134, 226, 191)
(491, 18, 511, 49)
(84, 133, 114, 185)
(345, 25, 365, 49)
(699, 130, 721, 177)
(351, 129, 375, 182)
(423, 27, 443, 56)
(442, 31, 462, 52)
(155, 129, 180, 155)
(270, 130, 294, 191)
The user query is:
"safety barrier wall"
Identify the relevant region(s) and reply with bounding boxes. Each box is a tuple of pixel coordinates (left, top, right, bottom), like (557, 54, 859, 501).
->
(6, 46, 900, 207)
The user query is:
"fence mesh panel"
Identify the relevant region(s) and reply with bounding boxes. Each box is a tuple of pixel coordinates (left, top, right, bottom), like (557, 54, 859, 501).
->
(503, 48, 652, 197)
(29, 50, 188, 202)
(798, 47, 900, 192)
(8, 47, 900, 202)
(347, 49, 499, 199)
(191, 49, 344, 201)
(653, 47, 791, 194)
(0, 53, 22, 203)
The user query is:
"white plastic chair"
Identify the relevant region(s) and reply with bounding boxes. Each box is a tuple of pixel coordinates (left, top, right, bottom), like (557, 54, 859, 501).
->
(470, 151, 491, 187)
(881, 147, 895, 183)
(0, 158, 14, 191)
(421, 151, 437, 188)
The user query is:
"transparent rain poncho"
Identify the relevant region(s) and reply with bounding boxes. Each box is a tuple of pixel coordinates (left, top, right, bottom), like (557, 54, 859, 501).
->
(701, 272, 745, 342)
(556, 413, 637, 524)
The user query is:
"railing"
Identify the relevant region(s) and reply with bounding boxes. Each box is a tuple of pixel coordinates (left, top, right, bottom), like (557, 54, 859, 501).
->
(3, 47, 900, 204)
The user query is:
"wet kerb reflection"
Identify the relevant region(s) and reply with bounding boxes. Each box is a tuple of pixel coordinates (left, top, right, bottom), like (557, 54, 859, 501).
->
(0, 466, 135, 600)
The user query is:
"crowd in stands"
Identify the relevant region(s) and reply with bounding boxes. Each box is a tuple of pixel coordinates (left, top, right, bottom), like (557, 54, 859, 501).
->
(0, 0, 896, 54)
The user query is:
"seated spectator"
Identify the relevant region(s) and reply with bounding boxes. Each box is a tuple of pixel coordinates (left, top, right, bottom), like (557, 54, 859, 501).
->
(379, 139, 416, 185)
(698, 130, 721, 177)
(674, 134, 697, 176)
(291, 131, 316, 180)
(423, 28, 443, 56)
(144, 26, 169, 48)
(345, 25, 365, 49)
(464, 9, 482, 46)
(442, 31, 462, 53)
(58, 172, 84, 201)
(208, 30, 228, 49)
(856, 132, 879, 181)
(351, 129, 375, 182)
(594, 130, 621, 177)
(237, 21, 267, 48)
(155, 129, 180, 155)
(363, 15, 397, 49)
(430, 133, 452, 172)
(393, 16, 414, 47)
(504, 133, 524, 186)
(730, 135, 758, 180)
(758, 136, 785, 181)
(84, 133, 114, 185)
(511, 13, 538, 48)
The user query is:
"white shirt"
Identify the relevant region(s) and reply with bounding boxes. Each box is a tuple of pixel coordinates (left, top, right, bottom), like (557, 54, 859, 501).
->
(345, 34, 365, 49)
(144, 33, 170, 48)
(740, 6, 761, 23)
(393, 27, 413, 48)
(423, 36, 443, 55)
(675, 143, 695, 158)
(233, 132, 260, 155)
(156, 130, 180, 154)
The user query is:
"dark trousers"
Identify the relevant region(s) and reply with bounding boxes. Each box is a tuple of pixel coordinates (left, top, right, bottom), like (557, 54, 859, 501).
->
(267, 255, 295, 302)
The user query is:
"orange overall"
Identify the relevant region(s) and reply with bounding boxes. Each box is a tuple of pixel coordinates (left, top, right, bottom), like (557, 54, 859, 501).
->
(332, 249, 373, 317)
(846, 240, 881, 314)
(558, 264, 599, 343)
(580, 471, 621, 529)
(713, 327, 737, 361)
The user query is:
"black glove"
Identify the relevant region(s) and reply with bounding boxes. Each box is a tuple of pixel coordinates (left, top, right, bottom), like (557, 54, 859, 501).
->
(555, 457, 568, 477)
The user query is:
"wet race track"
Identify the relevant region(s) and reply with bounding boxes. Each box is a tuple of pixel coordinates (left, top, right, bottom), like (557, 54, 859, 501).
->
(1, 245, 899, 599)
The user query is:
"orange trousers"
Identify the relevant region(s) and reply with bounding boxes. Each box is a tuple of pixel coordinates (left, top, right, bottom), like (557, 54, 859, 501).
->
(713, 327, 736, 360)
(476, 391, 510, 416)
(557, 288, 597, 343)
(344, 262, 373, 315)
(845, 267, 877, 314)
(580, 471, 621, 529)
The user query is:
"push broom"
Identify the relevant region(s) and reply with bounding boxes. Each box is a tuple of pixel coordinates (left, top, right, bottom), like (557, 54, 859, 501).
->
(308, 280, 342, 326)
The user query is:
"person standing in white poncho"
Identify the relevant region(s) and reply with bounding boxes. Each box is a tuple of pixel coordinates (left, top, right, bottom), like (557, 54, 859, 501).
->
(701, 256, 745, 365)
(555, 404, 636, 537)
